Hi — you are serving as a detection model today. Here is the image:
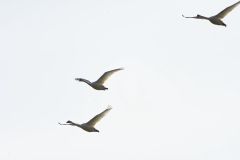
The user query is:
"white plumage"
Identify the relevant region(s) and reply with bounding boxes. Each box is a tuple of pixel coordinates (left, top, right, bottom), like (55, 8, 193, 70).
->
(58, 105, 112, 132)
(182, 1, 240, 27)
(75, 68, 123, 90)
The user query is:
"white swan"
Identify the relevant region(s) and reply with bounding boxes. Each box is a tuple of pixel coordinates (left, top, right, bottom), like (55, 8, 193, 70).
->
(58, 105, 112, 132)
(75, 68, 123, 90)
(182, 1, 240, 27)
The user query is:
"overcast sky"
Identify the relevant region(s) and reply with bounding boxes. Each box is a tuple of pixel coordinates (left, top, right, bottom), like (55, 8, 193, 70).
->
(1, 0, 240, 159)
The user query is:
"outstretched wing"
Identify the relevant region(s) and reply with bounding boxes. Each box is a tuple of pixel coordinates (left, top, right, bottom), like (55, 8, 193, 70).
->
(86, 105, 112, 126)
(216, 1, 240, 19)
(95, 68, 123, 84)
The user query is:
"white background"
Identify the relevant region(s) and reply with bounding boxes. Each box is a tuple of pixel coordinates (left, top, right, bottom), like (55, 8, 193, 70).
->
(0, 0, 240, 159)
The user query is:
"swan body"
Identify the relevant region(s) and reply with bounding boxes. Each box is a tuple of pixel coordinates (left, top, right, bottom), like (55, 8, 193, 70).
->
(75, 68, 123, 90)
(58, 105, 112, 132)
(182, 1, 240, 26)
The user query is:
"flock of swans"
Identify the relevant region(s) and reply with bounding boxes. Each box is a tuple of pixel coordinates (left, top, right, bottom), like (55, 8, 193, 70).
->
(58, 68, 123, 132)
(58, 0, 240, 133)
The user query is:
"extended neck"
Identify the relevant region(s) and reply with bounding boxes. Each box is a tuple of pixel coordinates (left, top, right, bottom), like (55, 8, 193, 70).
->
(197, 15, 209, 20)
(81, 79, 92, 85)
(75, 78, 92, 85)
(69, 121, 83, 128)
(67, 121, 78, 126)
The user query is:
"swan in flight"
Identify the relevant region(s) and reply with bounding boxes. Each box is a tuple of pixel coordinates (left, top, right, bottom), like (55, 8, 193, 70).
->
(75, 68, 123, 90)
(58, 105, 112, 132)
(182, 1, 240, 27)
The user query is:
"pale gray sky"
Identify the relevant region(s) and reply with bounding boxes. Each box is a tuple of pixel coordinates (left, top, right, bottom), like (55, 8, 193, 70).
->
(0, 0, 240, 159)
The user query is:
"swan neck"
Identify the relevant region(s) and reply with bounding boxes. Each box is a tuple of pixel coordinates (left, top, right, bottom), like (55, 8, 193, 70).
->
(68, 121, 77, 126)
(198, 15, 209, 20)
(81, 79, 92, 85)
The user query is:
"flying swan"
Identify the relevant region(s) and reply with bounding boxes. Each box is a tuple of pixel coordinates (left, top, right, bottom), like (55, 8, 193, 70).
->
(182, 1, 240, 26)
(75, 68, 123, 90)
(58, 105, 112, 132)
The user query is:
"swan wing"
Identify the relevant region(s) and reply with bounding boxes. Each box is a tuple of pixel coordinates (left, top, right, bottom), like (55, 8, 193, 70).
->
(216, 1, 240, 19)
(86, 105, 112, 126)
(95, 68, 123, 84)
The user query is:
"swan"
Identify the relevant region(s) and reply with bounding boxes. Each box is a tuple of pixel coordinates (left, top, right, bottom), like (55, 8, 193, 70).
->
(75, 68, 123, 90)
(58, 105, 112, 132)
(182, 1, 240, 27)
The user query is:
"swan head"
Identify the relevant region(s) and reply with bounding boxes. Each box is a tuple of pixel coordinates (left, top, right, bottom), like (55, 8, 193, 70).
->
(75, 78, 83, 82)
